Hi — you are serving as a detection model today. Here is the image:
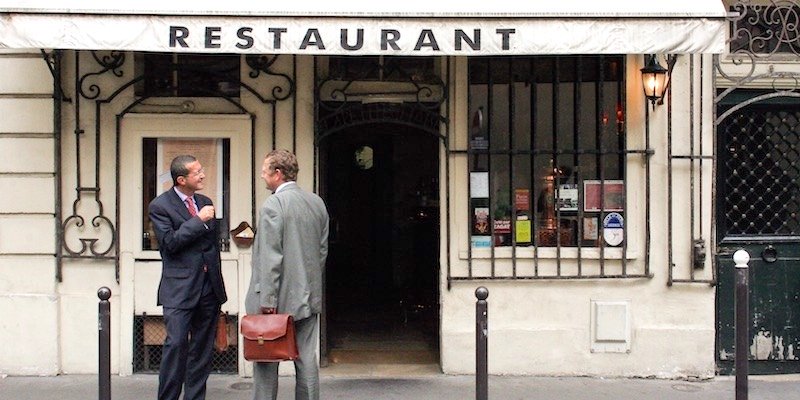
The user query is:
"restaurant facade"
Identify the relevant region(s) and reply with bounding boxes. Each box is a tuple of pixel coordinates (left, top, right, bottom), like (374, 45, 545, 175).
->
(1, 0, 799, 378)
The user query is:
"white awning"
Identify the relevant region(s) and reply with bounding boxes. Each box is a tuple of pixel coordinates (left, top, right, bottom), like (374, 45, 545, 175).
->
(0, 0, 728, 55)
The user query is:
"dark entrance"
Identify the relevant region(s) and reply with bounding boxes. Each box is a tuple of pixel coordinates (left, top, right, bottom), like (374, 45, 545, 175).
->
(716, 97, 800, 374)
(319, 120, 440, 366)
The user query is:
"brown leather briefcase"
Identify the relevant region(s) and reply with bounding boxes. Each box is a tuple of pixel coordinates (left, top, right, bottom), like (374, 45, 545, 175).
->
(240, 313, 299, 362)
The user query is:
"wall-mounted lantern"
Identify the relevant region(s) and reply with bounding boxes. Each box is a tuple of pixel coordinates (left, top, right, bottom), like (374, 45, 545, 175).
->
(640, 54, 669, 110)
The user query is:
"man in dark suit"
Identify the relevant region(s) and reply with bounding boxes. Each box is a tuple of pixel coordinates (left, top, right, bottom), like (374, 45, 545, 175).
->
(149, 154, 228, 400)
(245, 149, 329, 400)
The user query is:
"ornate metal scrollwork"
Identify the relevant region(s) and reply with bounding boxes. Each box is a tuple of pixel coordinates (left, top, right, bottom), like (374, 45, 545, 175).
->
(715, 1, 800, 124)
(729, 0, 800, 57)
(317, 58, 445, 110)
(315, 57, 448, 144)
(245, 55, 295, 101)
(79, 51, 125, 99)
(59, 50, 122, 271)
(56, 49, 134, 284)
(62, 214, 116, 257)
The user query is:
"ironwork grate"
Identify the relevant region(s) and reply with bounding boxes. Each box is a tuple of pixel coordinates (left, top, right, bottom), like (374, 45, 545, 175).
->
(719, 107, 800, 236)
(729, 3, 800, 56)
(450, 55, 652, 282)
(133, 314, 238, 374)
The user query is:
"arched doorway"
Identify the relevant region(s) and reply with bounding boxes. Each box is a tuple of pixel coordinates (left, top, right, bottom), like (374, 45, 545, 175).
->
(318, 104, 442, 368)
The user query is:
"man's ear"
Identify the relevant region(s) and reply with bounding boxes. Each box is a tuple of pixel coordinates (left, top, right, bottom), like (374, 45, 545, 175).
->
(176, 176, 185, 186)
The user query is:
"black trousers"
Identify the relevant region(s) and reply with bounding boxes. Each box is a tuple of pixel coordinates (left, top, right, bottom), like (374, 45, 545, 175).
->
(158, 290, 221, 400)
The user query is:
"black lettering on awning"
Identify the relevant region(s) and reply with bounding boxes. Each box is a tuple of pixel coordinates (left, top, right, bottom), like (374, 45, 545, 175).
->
(455, 29, 480, 51)
(414, 30, 440, 51)
(169, 26, 189, 48)
(300, 29, 326, 50)
(495, 29, 515, 51)
(269, 28, 287, 50)
(236, 27, 254, 50)
(205, 27, 222, 49)
(381, 29, 401, 51)
(341, 29, 364, 51)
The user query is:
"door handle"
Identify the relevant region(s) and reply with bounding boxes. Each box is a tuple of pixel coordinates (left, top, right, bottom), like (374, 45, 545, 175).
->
(762, 245, 778, 263)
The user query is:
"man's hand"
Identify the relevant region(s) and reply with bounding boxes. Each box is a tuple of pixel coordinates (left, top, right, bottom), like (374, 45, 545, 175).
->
(198, 205, 215, 222)
(260, 307, 277, 314)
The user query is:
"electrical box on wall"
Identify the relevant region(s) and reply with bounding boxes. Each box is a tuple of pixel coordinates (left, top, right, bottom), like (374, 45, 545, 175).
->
(590, 300, 631, 353)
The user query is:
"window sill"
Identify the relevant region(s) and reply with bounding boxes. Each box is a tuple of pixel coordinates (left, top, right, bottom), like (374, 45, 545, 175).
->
(459, 246, 638, 260)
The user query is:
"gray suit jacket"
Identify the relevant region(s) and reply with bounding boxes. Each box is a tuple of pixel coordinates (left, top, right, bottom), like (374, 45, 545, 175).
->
(245, 182, 329, 320)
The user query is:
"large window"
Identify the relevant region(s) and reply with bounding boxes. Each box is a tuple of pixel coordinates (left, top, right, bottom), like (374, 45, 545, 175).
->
(468, 56, 626, 250)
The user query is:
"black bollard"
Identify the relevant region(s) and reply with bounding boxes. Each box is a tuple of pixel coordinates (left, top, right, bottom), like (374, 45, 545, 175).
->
(98, 287, 112, 400)
(475, 286, 489, 400)
(733, 250, 749, 400)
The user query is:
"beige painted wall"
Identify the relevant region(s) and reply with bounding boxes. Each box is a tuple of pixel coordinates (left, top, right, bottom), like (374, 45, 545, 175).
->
(0, 50, 59, 376)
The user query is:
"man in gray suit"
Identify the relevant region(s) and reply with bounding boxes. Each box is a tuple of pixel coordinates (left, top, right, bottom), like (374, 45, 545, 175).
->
(246, 149, 329, 400)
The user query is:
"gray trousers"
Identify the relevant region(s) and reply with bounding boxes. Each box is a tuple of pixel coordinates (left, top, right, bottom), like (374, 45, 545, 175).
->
(252, 314, 319, 400)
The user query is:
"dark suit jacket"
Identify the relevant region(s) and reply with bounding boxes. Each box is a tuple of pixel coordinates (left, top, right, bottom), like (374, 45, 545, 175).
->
(149, 188, 227, 309)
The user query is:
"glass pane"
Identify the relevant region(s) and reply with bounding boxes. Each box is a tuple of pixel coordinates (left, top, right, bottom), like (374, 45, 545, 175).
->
(134, 53, 240, 98)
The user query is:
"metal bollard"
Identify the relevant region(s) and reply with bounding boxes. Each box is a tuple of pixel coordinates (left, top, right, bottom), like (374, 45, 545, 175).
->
(733, 250, 749, 400)
(475, 286, 489, 400)
(98, 287, 112, 400)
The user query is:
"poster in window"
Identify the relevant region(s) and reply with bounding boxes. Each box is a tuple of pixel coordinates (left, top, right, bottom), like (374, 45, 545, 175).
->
(557, 183, 578, 211)
(515, 189, 530, 211)
(473, 207, 490, 235)
(515, 219, 532, 244)
(470, 172, 489, 199)
(602, 212, 625, 246)
(583, 217, 599, 241)
(157, 138, 224, 218)
(583, 180, 624, 212)
(471, 236, 491, 248)
(493, 219, 511, 247)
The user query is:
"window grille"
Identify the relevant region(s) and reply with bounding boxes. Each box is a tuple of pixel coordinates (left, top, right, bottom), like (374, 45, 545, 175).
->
(450, 56, 651, 281)
(133, 315, 238, 374)
(728, 3, 800, 56)
(718, 103, 800, 237)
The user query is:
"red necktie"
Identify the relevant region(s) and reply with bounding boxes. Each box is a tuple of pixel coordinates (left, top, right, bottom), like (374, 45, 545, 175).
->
(185, 197, 197, 217)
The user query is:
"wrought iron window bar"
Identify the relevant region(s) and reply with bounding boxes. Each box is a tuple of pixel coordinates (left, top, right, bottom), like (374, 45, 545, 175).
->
(450, 56, 652, 285)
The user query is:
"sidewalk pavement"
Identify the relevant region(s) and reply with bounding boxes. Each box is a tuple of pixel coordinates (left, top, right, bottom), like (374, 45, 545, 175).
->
(2, 371, 799, 400)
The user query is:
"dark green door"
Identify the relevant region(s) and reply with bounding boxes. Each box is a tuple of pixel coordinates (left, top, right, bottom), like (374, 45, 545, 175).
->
(716, 99, 800, 374)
